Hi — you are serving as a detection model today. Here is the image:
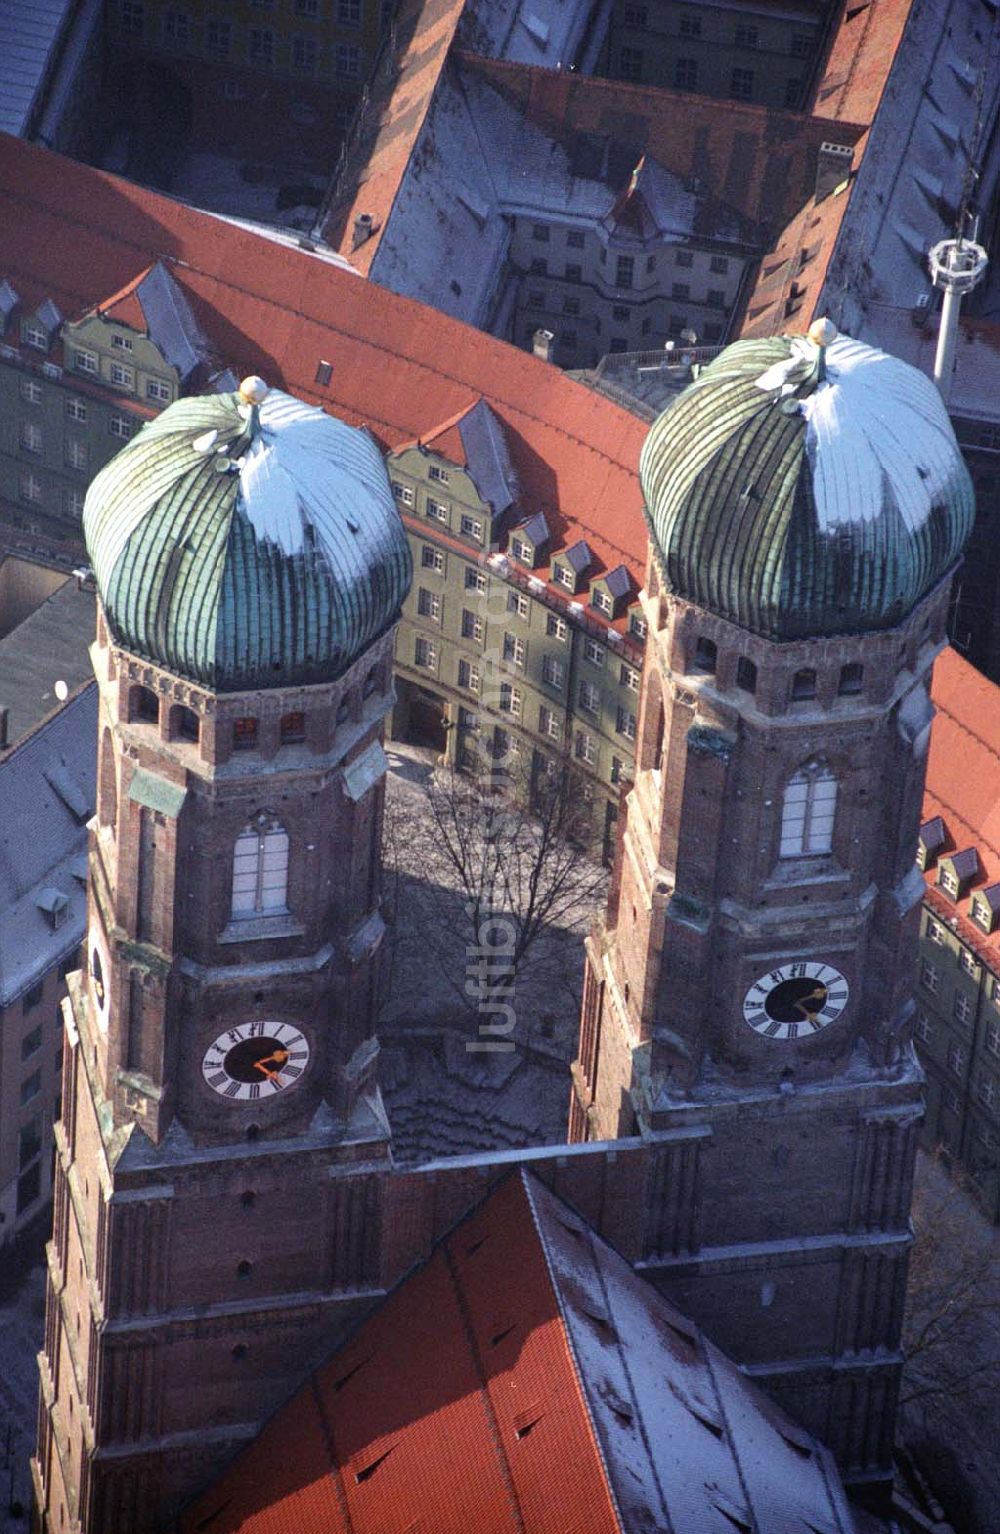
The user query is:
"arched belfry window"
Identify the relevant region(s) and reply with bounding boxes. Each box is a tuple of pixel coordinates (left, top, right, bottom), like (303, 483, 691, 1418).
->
(231, 813, 289, 916)
(780, 760, 837, 858)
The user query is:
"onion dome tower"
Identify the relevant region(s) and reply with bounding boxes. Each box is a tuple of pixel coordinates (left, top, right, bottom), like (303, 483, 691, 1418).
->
(639, 320, 973, 639)
(36, 380, 412, 1534)
(572, 323, 974, 1494)
(84, 376, 411, 690)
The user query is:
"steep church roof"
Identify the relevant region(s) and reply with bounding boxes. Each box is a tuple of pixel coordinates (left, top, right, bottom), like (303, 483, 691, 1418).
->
(83, 381, 413, 692)
(181, 1170, 860, 1534)
(640, 322, 974, 640)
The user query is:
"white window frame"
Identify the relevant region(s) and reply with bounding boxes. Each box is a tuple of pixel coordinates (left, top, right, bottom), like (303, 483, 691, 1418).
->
(392, 481, 414, 507)
(23, 323, 48, 350)
(579, 680, 600, 715)
(66, 397, 88, 422)
(147, 377, 171, 402)
(461, 609, 483, 643)
(779, 761, 836, 858)
(574, 730, 597, 765)
(421, 545, 445, 572)
(547, 614, 568, 641)
(417, 587, 441, 621)
(620, 663, 639, 691)
(110, 361, 134, 390)
(542, 654, 565, 688)
(20, 380, 42, 405)
(921, 959, 940, 994)
(231, 817, 289, 917)
(503, 633, 525, 668)
(465, 567, 486, 593)
(429, 464, 449, 485)
(499, 682, 521, 718)
(507, 590, 529, 619)
(460, 514, 483, 540)
(511, 538, 533, 564)
(109, 414, 133, 440)
(584, 639, 605, 668)
(592, 588, 613, 615)
(415, 636, 437, 670)
(75, 349, 98, 375)
(426, 498, 448, 523)
(616, 705, 636, 741)
(457, 658, 480, 694)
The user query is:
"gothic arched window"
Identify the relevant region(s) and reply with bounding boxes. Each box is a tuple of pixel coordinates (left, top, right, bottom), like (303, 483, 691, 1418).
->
(231, 815, 289, 916)
(780, 761, 837, 858)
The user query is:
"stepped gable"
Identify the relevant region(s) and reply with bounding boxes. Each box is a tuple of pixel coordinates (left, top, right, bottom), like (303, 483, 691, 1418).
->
(180, 1170, 859, 1534)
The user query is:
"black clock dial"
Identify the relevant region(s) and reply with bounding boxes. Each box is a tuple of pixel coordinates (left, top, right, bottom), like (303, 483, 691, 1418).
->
(742, 963, 849, 1040)
(202, 1022, 311, 1101)
(764, 976, 829, 1024)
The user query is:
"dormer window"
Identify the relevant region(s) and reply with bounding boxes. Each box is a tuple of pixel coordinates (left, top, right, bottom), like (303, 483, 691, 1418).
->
(22, 299, 61, 352)
(592, 587, 613, 615)
(552, 540, 593, 596)
(972, 884, 1000, 934)
(937, 848, 978, 901)
(628, 610, 647, 641)
(0, 279, 19, 333)
(509, 512, 549, 569)
(36, 888, 69, 931)
(916, 815, 947, 870)
(23, 322, 49, 351)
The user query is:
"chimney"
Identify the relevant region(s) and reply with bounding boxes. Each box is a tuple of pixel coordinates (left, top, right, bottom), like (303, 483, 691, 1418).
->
(815, 142, 853, 202)
(532, 328, 555, 362)
(352, 213, 374, 251)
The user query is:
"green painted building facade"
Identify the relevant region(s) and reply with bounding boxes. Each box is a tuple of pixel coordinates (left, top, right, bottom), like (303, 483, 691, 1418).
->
(386, 439, 647, 863)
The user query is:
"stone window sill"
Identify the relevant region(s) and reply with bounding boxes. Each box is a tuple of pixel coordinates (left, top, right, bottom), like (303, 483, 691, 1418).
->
(217, 912, 305, 944)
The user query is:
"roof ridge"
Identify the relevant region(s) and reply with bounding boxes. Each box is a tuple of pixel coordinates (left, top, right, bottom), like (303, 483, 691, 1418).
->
(519, 1171, 627, 1534)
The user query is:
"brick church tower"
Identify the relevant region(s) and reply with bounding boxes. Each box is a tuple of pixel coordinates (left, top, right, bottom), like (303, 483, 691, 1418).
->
(571, 323, 976, 1495)
(33, 380, 412, 1532)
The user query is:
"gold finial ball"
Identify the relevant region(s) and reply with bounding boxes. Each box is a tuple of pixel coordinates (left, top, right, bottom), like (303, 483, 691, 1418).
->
(808, 317, 838, 349)
(239, 375, 269, 404)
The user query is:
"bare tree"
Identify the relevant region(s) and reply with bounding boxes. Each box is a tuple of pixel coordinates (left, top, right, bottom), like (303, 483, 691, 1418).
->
(390, 747, 607, 1049)
(900, 1150, 1000, 1422)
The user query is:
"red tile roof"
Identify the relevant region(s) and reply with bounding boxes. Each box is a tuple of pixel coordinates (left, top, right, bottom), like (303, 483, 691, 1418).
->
(181, 1174, 620, 1534)
(321, 0, 469, 274)
(738, 0, 917, 338)
(925, 646, 1000, 969)
(180, 1170, 858, 1534)
(0, 133, 649, 609)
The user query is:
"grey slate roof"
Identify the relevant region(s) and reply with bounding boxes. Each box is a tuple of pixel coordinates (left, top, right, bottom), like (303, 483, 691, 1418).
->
(0, 0, 77, 137)
(126, 262, 207, 381)
(0, 580, 96, 754)
(0, 685, 96, 1007)
(455, 398, 517, 516)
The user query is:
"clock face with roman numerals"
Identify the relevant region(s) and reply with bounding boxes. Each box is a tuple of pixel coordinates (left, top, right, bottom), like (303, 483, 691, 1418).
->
(742, 962, 849, 1041)
(201, 1022, 311, 1102)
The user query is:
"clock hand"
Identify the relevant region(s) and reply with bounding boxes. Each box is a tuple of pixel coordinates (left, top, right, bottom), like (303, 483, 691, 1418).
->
(252, 1047, 290, 1080)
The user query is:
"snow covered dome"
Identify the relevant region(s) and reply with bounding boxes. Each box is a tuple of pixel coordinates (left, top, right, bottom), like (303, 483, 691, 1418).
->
(83, 380, 412, 691)
(639, 322, 974, 640)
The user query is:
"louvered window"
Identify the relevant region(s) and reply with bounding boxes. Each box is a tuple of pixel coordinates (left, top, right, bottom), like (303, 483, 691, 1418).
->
(231, 817, 289, 916)
(780, 761, 836, 857)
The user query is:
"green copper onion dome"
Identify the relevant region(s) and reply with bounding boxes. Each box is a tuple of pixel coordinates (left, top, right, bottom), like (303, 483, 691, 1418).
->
(84, 379, 412, 691)
(639, 321, 974, 639)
